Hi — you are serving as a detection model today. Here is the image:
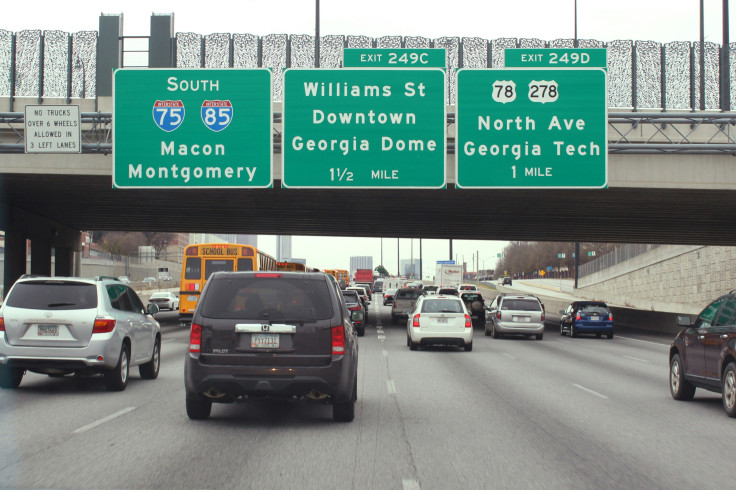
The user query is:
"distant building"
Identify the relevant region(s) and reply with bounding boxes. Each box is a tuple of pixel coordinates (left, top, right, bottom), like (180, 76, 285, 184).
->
(276, 236, 292, 262)
(350, 256, 373, 277)
(400, 259, 421, 279)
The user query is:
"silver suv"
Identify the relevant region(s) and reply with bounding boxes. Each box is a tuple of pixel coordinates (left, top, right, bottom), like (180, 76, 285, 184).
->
(0, 275, 161, 390)
(486, 294, 545, 340)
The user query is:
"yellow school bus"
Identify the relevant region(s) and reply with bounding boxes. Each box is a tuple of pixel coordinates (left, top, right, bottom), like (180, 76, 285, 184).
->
(276, 261, 307, 272)
(179, 243, 276, 323)
(324, 269, 349, 287)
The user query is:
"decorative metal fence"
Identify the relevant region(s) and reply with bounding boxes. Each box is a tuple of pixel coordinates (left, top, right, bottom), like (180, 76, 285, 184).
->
(2, 28, 736, 110)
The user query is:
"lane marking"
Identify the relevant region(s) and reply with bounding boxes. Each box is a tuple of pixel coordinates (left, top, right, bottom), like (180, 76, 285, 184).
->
(383, 350, 388, 357)
(624, 355, 649, 363)
(378, 335, 385, 341)
(502, 353, 516, 360)
(557, 339, 570, 344)
(73, 406, 137, 434)
(387, 380, 396, 394)
(616, 335, 669, 347)
(572, 384, 608, 399)
(162, 339, 177, 343)
(403, 479, 421, 490)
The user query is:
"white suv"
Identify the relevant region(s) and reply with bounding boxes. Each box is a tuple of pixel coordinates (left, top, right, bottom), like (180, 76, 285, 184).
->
(458, 284, 479, 294)
(406, 295, 473, 351)
(0, 275, 161, 390)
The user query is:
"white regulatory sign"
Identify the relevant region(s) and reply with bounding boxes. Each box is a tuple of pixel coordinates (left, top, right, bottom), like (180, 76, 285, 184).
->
(24, 105, 81, 153)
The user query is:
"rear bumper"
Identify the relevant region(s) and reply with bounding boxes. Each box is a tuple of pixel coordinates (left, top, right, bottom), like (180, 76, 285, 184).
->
(0, 333, 122, 371)
(495, 321, 544, 335)
(573, 323, 614, 333)
(410, 328, 473, 346)
(184, 354, 356, 403)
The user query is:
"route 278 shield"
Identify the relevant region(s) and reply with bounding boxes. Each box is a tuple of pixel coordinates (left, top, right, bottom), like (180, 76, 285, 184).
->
(152, 100, 185, 132)
(201, 100, 233, 132)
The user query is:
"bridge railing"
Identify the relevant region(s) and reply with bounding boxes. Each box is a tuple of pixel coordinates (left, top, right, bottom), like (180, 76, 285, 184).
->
(2, 111, 735, 154)
(1, 24, 736, 111)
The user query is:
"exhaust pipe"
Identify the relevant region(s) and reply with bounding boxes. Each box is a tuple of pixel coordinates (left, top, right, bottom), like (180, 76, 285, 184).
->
(306, 390, 329, 400)
(203, 388, 227, 399)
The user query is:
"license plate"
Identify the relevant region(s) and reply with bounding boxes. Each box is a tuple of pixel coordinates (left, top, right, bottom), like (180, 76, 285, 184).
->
(251, 333, 279, 349)
(436, 317, 448, 324)
(513, 316, 530, 322)
(590, 316, 599, 321)
(187, 295, 198, 302)
(38, 325, 59, 336)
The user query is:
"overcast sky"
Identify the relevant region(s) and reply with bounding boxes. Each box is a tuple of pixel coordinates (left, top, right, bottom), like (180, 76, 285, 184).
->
(4, 1, 731, 275)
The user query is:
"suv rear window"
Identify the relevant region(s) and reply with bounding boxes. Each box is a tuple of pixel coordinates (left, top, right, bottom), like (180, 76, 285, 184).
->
(396, 290, 423, 299)
(501, 299, 541, 311)
(421, 299, 464, 313)
(342, 291, 360, 303)
(201, 276, 334, 321)
(579, 305, 610, 315)
(6, 281, 98, 310)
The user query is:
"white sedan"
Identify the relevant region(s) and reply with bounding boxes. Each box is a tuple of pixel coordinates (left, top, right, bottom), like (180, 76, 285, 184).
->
(148, 292, 179, 311)
(406, 295, 473, 351)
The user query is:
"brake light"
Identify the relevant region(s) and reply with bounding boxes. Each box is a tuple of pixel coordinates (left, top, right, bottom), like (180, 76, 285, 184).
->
(348, 305, 361, 311)
(0, 316, 4, 332)
(189, 323, 202, 353)
(331, 325, 346, 354)
(608, 313, 613, 321)
(412, 314, 420, 327)
(242, 247, 254, 256)
(255, 273, 282, 278)
(576, 314, 582, 320)
(465, 314, 472, 328)
(93, 317, 116, 334)
(185, 246, 198, 256)
(541, 311, 546, 321)
(496, 311, 501, 320)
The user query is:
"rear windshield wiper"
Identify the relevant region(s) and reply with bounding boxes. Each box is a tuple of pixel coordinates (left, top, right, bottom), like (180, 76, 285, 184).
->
(47, 302, 77, 307)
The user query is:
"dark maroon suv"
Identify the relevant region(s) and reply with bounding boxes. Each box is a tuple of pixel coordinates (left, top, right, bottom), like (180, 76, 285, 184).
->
(669, 292, 736, 417)
(184, 271, 362, 421)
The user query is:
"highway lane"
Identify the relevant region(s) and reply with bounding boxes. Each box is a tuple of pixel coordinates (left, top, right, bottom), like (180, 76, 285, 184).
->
(0, 298, 731, 489)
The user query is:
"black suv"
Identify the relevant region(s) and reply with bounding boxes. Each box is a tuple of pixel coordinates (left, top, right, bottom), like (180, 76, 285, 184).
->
(670, 291, 736, 417)
(184, 271, 363, 422)
(460, 292, 486, 328)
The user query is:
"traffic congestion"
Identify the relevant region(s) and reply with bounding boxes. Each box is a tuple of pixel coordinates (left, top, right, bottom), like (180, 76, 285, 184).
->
(0, 251, 733, 488)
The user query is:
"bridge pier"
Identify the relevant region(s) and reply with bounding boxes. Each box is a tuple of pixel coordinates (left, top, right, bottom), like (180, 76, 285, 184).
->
(30, 239, 52, 276)
(3, 231, 26, 298)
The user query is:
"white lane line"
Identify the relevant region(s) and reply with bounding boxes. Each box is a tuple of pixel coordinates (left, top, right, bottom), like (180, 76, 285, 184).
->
(617, 335, 669, 347)
(624, 355, 649, 363)
(502, 353, 516, 360)
(162, 339, 177, 343)
(387, 380, 396, 394)
(403, 479, 421, 490)
(73, 406, 137, 434)
(557, 339, 571, 344)
(378, 335, 386, 341)
(572, 384, 608, 399)
(383, 350, 388, 357)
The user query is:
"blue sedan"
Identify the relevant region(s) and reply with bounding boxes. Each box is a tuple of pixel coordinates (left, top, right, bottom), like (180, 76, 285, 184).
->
(559, 301, 614, 339)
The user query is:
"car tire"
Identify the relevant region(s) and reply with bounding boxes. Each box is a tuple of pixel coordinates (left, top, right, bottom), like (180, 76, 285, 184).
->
(333, 379, 356, 422)
(536, 333, 543, 340)
(570, 325, 578, 338)
(139, 337, 161, 379)
(104, 344, 130, 391)
(0, 365, 23, 389)
(670, 353, 696, 401)
(560, 323, 566, 336)
(484, 324, 490, 336)
(492, 324, 500, 339)
(357, 326, 365, 337)
(408, 335, 418, 351)
(186, 393, 212, 420)
(607, 332, 614, 339)
(464, 342, 473, 352)
(722, 362, 736, 417)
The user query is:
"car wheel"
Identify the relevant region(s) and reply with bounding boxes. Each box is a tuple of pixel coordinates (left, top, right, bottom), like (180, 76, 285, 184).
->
(333, 378, 356, 422)
(484, 324, 490, 336)
(139, 337, 161, 379)
(607, 332, 614, 339)
(492, 324, 500, 339)
(536, 333, 543, 340)
(464, 342, 473, 352)
(357, 326, 365, 337)
(409, 335, 418, 351)
(570, 325, 578, 338)
(0, 365, 23, 389)
(670, 353, 696, 401)
(186, 393, 212, 420)
(104, 344, 130, 391)
(560, 323, 566, 336)
(722, 362, 736, 417)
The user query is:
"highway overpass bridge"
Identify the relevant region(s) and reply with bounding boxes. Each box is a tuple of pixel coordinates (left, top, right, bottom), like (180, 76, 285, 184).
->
(2, 14, 736, 294)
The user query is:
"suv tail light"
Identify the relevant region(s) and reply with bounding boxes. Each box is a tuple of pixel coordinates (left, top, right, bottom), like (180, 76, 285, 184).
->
(496, 311, 501, 320)
(189, 323, 202, 353)
(93, 317, 116, 334)
(465, 314, 472, 328)
(541, 311, 545, 321)
(608, 313, 613, 321)
(575, 314, 582, 320)
(331, 325, 346, 354)
(412, 314, 421, 327)
(0, 316, 4, 332)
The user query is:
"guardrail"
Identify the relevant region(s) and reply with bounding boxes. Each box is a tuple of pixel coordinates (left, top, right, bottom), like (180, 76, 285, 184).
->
(1, 111, 736, 155)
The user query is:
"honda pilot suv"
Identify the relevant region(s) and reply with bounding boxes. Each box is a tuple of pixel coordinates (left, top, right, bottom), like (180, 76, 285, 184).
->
(0, 275, 161, 391)
(184, 271, 363, 422)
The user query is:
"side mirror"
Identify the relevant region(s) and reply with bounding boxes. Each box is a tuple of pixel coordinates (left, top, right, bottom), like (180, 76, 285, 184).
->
(351, 310, 365, 323)
(558, 310, 565, 315)
(677, 315, 693, 327)
(404, 309, 411, 316)
(146, 303, 160, 315)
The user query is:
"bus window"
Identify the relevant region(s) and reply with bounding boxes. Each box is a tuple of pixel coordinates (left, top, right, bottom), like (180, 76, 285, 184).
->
(205, 259, 234, 279)
(237, 258, 255, 271)
(185, 257, 202, 280)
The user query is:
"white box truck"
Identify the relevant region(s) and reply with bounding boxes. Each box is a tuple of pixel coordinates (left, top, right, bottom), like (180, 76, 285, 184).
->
(435, 264, 463, 288)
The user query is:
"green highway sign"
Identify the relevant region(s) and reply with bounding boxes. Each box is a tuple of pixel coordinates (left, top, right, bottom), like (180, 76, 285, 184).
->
(343, 49, 446, 68)
(456, 68, 607, 189)
(504, 48, 607, 69)
(113, 68, 272, 188)
(282, 68, 446, 188)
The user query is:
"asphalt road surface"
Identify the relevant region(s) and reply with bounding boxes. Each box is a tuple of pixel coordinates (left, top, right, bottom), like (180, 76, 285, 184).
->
(0, 297, 730, 489)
